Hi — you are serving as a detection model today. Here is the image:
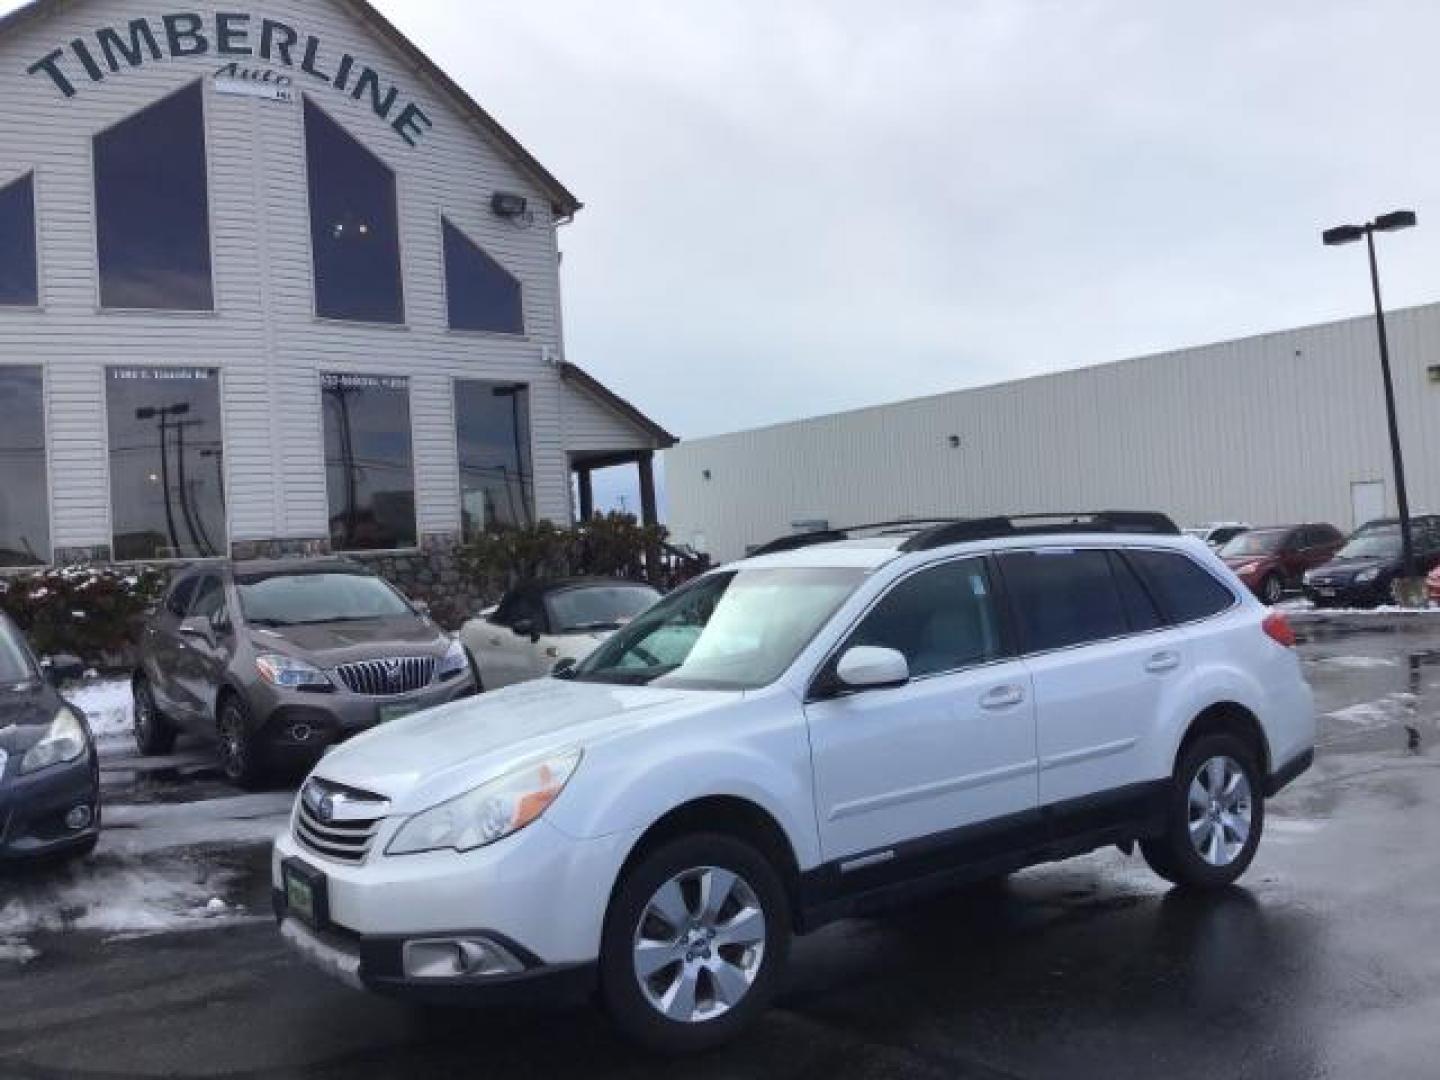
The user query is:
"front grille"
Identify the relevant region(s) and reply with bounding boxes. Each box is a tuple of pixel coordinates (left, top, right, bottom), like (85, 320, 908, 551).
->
(333, 656, 436, 697)
(294, 780, 388, 865)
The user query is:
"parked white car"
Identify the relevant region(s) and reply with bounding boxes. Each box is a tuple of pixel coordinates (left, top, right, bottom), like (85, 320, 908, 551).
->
(459, 578, 661, 690)
(274, 513, 1315, 1052)
(1185, 522, 1252, 550)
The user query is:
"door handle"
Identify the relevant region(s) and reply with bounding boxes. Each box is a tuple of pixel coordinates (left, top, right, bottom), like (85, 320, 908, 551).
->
(1145, 651, 1181, 674)
(980, 685, 1025, 710)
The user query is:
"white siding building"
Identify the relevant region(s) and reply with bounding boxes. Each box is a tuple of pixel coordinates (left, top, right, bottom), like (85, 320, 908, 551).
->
(0, 0, 672, 616)
(667, 304, 1440, 563)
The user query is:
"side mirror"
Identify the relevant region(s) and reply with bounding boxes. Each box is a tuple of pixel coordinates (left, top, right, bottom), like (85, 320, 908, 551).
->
(412, 599, 432, 617)
(835, 646, 910, 692)
(179, 616, 214, 644)
(42, 654, 86, 688)
(512, 618, 540, 644)
(552, 657, 578, 679)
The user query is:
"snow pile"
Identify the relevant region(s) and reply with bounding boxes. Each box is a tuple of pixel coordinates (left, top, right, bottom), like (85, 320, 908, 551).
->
(1309, 656, 1400, 670)
(1327, 694, 1417, 728)
(0, 856, 247, 942)
(65, 679, 135, 742)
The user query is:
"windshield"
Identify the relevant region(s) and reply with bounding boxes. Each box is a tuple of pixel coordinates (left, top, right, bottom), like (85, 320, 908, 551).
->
(238, 573, 414, 627)
(546, 585, 661, 633)
(1337, 526, 1401, 560)
(1220, 530, 1285, 557)
(0, 620, 36, 685)
(571, 567, 865, 691)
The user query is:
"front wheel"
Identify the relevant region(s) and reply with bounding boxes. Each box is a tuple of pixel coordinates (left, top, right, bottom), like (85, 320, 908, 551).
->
(132, 677, 177, 756)
(1261, 574, 1284, 606)
(217, 695, 268, 790)
(600, 834, 791, 1054)
(1142, 733, 1265, 889)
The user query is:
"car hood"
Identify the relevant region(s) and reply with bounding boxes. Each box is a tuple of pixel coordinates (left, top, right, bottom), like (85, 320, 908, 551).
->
(1312, 556, 1391, 577)
(312, 677, 734, 813)
(248, 616, 448, 665)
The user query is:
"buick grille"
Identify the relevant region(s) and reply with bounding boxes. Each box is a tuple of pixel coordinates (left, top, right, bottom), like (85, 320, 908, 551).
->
(333, 656, 436, 697)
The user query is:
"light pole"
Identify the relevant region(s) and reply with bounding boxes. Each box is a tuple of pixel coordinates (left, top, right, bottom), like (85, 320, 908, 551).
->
(1323, 209, 1421, 602)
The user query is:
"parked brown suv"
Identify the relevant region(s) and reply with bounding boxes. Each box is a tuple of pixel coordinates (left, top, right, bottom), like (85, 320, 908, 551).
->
(133, 559, 476, 787)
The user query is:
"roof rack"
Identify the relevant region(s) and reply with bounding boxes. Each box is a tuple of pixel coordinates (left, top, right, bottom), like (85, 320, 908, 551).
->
(899, 511, 1180, 553)
(747, 519, 960, 558)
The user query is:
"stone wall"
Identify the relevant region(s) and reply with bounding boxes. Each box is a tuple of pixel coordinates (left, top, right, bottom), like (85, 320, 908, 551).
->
(348, 532, 489, 630)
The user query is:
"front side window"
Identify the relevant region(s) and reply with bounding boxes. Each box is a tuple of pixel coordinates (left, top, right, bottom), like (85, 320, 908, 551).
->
(106, 367, 226, 561)
(998, 549, 1130, 653)
(443, 218, 523, 333)
(238, 572, 411, 627)
(305, 99, 404, 323)
(574, 568, 865, 690)
(1337, 525, 1401, 560)
(844, 559, 1001, 679)
(0, 367, 49, 567)
(189, 574, 226, 623)
(1220, 529, 1287, 558)
(1127, 550, 1234, 624)
(94, 83, 213, 311)
(323, 374, 416, 551)
(455, 380, 533, 535)
(0, 618, 38, 685)
(0, 173, 37, 307)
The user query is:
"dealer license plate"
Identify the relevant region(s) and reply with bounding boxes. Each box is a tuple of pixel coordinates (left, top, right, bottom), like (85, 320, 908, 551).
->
(283, 862, 322, 927)
(378, 701, 423, 724)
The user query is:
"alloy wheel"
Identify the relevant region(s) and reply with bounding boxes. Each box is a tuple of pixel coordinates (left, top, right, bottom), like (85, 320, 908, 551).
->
(219, 706, 247, 781)
(632, 866, 767, 1024)
(1264, 576, 1284, 605)
(134, 686, 153, 743)
(1188, 755, 1253, 867)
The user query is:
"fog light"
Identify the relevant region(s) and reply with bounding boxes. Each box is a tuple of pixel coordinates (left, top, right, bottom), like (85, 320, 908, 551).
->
(288, 724, 314, 743)
(403, 937, 526, 980)
(65, 805, 93, 831)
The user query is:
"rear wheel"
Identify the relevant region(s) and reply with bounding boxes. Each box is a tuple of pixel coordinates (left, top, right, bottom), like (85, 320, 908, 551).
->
(1142, 733, 1265, 889)
(217, 695, 267, 790)
(600, 834, 791, 1054)
(132, 677, 177, 756)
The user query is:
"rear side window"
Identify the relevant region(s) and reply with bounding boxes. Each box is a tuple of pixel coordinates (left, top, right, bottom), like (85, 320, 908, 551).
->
(1127, 550, 1235, 624)
(998, 550, 1129, 653)
(1108, 551, 1163, 632)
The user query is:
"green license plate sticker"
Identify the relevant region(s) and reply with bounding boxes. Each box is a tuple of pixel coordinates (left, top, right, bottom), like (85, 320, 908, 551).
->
(285, 869, 315, 924)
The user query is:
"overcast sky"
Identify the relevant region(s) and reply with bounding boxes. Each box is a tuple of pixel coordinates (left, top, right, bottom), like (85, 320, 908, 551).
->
(9, 0, 1440, 512)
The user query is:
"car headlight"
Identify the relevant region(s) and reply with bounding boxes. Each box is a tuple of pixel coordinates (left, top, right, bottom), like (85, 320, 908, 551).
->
(1356, 567, 1381, 583)
(255, 654, 332, 689)
(436, 638, 469, 681)
(387, 751, 582, 856)
(21, 707, 89, 775)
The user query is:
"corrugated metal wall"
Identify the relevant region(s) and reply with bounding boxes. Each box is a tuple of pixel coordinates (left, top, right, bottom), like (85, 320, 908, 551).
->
(667, 304, 1440, 561)
(0, 0, 578, 555)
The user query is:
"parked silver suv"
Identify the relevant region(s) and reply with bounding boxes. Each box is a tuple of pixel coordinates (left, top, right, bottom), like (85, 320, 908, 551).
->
(134, 559, 476, 787)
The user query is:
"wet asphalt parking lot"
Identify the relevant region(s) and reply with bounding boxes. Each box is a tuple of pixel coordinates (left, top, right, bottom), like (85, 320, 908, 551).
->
(2, 612, 1439, 1079)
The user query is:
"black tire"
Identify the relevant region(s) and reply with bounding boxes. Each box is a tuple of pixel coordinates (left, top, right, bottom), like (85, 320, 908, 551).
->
(132, 677, 177, 756)
(217, 694, 268, 790)
(1260, 574, 1284, 606)
(600, 833, 791, 1054)
(1142, 733, 1265, 890)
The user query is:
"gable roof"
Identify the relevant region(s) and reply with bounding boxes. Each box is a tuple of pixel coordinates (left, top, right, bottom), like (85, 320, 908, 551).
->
(561, 362, 678, 449)
(0, 0, 582, 218)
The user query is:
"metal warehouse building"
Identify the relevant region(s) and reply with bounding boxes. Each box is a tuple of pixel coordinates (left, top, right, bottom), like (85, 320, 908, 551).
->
(0, 0, 672, 611)
(666, 303, 1440, 563)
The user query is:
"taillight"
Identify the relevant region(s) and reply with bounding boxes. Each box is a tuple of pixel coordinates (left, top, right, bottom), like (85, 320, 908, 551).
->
(1263, 611, 1296, 648)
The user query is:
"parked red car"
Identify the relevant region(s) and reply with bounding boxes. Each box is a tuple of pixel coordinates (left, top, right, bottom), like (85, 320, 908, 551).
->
(1219, 523, 1345, 604)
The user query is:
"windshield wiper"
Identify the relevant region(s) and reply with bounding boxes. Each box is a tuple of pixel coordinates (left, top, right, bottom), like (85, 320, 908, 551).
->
(565, 621, 623, 633)
(249, 618, 295, 628)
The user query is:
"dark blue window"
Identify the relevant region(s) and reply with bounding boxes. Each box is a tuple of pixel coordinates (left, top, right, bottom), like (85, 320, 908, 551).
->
(443, 219, 523, 333)
(0, 173, 38, 307)
(455, 380, 533, 536)
(0, 367, 48, 567)
(323, 374, 416, 551)
(305, 100, 405, 324)
(94, 83, 213, 311)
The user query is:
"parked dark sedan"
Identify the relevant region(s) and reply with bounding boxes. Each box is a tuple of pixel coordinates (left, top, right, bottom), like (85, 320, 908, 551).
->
(133, 559, 477, 788)
(1304, 516, 1440, 608)
(0, 615, 98, 863)
(1218, 522, 1344, 604)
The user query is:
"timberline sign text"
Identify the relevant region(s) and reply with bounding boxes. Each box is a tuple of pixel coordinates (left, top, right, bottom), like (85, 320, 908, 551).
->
(26, 11, 433, 146)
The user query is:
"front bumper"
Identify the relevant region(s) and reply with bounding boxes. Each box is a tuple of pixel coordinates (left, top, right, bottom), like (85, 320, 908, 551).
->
(1304, 579, 1388, 607)
(272, 818, 637, 1000)
(0, 751, 101, 861)
(254, 673, 478, 757)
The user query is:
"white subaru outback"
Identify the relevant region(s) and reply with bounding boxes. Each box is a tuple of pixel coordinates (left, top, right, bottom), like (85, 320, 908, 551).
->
(273, 513, 1315, 1052)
